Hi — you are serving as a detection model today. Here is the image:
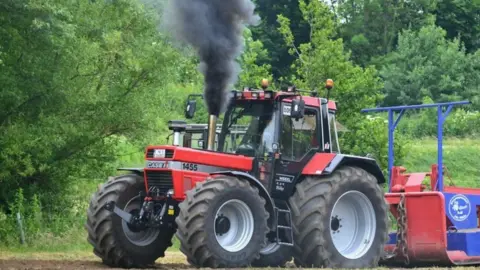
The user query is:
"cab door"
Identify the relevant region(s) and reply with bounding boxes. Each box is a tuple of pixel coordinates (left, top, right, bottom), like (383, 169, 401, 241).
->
(269, 102, 323, 200)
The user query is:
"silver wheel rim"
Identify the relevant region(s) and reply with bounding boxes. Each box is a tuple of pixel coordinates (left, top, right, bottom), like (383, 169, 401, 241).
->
(121, 195, 160, 246)
(214, 199, 254, 252)
(260, 242, 280, 255)
(330, 190, 376, 259)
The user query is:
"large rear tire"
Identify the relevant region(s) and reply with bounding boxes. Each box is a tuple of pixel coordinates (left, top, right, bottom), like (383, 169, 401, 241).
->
(175, 175, 270, 268)
(289, 166, 388, 268)
(251, 241, 292, 267)
(85, 174, 175, 268)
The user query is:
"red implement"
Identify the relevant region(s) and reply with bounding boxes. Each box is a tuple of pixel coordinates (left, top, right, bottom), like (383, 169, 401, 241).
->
(382, 166, 480, 267)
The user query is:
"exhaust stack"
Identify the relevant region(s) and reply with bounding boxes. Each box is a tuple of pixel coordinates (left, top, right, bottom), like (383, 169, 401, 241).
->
(207, 115, 217, 151)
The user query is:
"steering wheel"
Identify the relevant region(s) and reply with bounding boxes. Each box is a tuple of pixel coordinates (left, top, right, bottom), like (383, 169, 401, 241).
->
(235, 142, 256, 157)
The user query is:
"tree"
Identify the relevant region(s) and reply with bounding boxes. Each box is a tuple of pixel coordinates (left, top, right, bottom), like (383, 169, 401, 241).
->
(276, 0, 408, 169)
(379, 22, 480, 108)
(0, 0, 194, 210)
(250, 0, 310, 81)
(236, 29, 273, 89)
(335, 0, 437, 66)
(434, 0, 480, 53)
(277, 0, 383, 125)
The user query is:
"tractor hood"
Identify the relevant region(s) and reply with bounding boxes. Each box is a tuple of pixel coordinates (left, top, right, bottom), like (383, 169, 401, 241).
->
(145, 145, 254, 172)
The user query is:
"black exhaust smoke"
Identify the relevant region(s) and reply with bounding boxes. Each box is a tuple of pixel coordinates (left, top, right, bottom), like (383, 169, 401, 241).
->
(163, 0, 260, 116)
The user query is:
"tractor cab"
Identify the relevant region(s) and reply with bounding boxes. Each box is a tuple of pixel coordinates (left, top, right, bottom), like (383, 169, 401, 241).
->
(183, 79, 342, 161)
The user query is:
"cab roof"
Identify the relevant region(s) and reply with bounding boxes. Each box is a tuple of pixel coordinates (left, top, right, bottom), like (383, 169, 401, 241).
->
(231, 89, 337, 111)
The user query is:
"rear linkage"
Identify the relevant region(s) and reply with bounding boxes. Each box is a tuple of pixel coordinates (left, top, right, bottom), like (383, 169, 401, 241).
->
(104, 187, 178, 231)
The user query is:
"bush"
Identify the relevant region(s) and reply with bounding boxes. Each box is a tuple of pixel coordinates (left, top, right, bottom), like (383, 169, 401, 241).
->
(340, 116, 410, 176)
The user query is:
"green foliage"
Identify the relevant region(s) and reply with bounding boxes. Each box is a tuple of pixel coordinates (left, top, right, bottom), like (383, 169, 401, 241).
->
(276, 0, 383, 124)
(397, 111, 480, 138)
(434, 0, 480, 53)
(250, 0, 311, 80)
(339, 116, 410, 174)
(336, 0, 437, 66)
(402, 138, 480, 188)
(236, 29, 273, 89)
(379, 23, 480, 108)
(0, 0, 197, 213)
(276, 0, 402, 167)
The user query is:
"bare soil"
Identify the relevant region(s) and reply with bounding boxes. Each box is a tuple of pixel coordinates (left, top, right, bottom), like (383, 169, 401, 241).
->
(0, 260, 193, 270)
(0, 251, 478, 270)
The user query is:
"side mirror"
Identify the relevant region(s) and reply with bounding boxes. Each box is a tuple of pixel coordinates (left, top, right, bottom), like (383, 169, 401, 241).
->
(185, 100, 197, 119)
(290, 99, 305, 119)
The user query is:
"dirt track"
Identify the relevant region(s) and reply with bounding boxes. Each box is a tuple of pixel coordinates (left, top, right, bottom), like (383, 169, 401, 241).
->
(0, 259, 298, 270)
(0, 260, 192, 270)
(0, 251, 299, 270)
(0, 251, 478, 270)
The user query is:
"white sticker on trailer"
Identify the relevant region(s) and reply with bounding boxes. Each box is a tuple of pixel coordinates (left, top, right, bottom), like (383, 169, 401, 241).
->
(448, 194, 471, 222)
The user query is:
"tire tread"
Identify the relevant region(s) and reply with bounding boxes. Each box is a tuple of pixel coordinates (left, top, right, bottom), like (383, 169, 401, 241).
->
(289, 166, 389, 268)
(85, 174, 173, 268)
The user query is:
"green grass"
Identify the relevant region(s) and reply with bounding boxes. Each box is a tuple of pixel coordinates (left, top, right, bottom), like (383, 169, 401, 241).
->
(402, 137, 480, 187)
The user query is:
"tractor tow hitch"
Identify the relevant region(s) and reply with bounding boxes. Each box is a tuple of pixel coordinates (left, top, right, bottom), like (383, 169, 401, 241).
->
(104, 201, 134, 224)
(104, 189, 178, 230)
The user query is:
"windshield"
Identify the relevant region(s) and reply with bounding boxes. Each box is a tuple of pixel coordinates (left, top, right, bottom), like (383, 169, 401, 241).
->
(217, 100, 275, 157)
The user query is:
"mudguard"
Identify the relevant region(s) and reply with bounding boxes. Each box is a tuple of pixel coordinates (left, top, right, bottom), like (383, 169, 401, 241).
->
(117, 167, 144, 176)
(211, 170, 276, 230)
(302, 153, 386, 184)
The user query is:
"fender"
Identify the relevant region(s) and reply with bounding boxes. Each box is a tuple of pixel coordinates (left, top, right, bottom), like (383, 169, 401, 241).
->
(117, 167, 144, 176)
(211, 171, 276, 230)
(302, 153, 386, 184)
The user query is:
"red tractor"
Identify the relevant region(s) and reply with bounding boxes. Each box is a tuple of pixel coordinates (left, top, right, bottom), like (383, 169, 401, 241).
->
(85, 80, 389, 268)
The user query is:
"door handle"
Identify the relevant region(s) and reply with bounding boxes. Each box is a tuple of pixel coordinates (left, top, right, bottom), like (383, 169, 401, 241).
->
(279, 160, 289, 166)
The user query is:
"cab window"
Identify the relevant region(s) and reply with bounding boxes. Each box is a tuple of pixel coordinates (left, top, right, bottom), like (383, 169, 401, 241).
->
(280, 103, 320, 161)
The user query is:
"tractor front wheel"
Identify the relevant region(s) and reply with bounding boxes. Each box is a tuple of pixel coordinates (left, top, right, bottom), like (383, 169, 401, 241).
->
(175, 175, 270, 268)
(85, 174, 175, 268)
(289, 166, 389, 268)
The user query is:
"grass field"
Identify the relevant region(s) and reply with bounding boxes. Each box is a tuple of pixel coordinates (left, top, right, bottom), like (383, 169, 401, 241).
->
(402, 137, 480, 187)
(1, 138, 479, 269)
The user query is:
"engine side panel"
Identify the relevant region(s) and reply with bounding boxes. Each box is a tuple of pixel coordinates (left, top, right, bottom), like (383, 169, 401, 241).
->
(146, 146, 254, 171)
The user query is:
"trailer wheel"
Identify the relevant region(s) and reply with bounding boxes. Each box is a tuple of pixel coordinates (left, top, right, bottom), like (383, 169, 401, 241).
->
(289, 166, 388, 268)
(175, 175, 270, 268)
(85, 174, 175, 268)
(251, 242, 292, 267)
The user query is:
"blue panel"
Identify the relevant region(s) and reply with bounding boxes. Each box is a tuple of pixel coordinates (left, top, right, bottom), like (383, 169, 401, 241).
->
(447, 230, 480, 256)
(387, 232, 397, 244)
(443, 192, 480, 229)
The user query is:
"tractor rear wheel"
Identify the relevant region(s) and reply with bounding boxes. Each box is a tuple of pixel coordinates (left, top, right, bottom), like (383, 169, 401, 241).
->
(289, 166, 388, 268)
(85, 174, 175, 268)
(175, 175, 270, 268)
(251, 241, 292, 267)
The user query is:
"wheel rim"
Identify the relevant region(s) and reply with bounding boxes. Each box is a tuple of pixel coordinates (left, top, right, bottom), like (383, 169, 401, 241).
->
(214, 199, 254, 252)
(260, 242, 280, 255)
(121, 195, 160, 246)
(330, 190, 376, 259)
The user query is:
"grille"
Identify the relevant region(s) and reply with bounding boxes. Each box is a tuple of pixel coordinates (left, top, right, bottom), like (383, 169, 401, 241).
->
(146, 149, 174, 158)
(145, 171, 173, 194)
